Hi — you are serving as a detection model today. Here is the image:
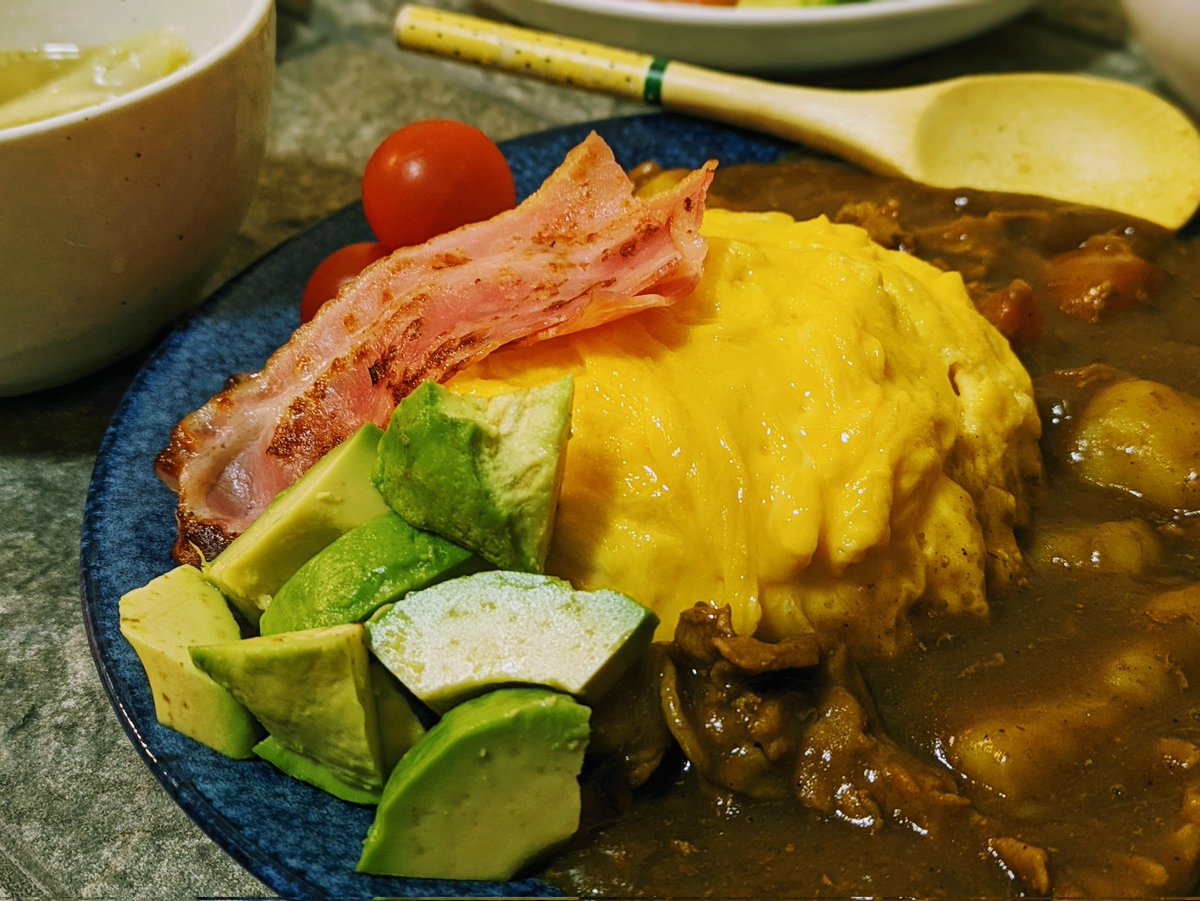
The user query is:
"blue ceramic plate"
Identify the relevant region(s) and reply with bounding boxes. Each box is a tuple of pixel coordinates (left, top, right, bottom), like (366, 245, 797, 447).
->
(79, 113, 790, 899)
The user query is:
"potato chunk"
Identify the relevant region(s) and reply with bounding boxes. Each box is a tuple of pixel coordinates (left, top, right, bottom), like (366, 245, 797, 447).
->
(1072, 377, 1200, 511)
(1029, 518, 1162, 575)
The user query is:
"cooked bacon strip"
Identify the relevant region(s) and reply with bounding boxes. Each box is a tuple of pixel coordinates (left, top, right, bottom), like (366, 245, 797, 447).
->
(157, 132, 716, 565)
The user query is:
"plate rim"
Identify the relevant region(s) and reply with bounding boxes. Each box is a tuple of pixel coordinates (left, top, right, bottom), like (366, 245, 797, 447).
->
(497, 0, 1032, 27)
(481, 0, 1036, 73)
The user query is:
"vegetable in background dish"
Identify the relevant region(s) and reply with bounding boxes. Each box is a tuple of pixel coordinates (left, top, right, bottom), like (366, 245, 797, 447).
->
(0, 29, 191, 129)
(252, 736, 384, 805)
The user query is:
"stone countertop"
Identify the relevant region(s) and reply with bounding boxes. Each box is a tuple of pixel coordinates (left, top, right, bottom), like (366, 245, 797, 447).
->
(0, 0, 1187, 897)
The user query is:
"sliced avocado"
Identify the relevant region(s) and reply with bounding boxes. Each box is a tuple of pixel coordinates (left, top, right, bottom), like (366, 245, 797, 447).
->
(371, 659, 427, 772)
(251, 661, 425, 804)
(189, 623, 388, 791)
(118, 565, 260, 758)
(373, 377, 573, 572)
(367, 570, 658, 713)
(259, 511, 482, 636)
(205, 424, 392, 626)
(253, 736, 381, 806)
(357, 687, 590, 880)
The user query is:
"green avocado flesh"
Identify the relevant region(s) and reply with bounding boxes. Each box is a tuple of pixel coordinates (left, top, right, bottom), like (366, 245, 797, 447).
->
(190, 623, 390, 791)
(367, 570, 658, 713)
(373, 377, 573, 572)
(258, 511, 481, 636)
(205, 423, 392, 626)
(249, 660, 426, 804)
(371, 659, 428, 773)
(356, 687, 590, 880)
(248, 662, 427, 801)
(119, 565, 260, 758)
(253, 736, 382, 805)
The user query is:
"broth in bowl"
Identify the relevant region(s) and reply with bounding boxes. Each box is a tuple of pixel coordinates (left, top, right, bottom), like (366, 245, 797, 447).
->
(0, 29, 191, 130)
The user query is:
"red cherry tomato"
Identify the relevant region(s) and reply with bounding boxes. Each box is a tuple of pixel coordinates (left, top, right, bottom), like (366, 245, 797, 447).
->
(361, 119, 516, 250)
(300, 241, 389, 323)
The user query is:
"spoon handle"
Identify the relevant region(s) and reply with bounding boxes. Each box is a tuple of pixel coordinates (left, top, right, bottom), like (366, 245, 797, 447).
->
(396, 5, 670, 104)
(394, 6, 909, 173)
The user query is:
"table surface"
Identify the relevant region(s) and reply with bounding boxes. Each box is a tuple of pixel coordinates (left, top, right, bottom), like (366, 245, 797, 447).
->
(0, 0, 1189, 897)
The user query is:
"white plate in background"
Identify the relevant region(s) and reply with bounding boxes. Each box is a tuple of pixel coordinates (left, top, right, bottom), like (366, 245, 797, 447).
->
(482, 0, 1036, 74)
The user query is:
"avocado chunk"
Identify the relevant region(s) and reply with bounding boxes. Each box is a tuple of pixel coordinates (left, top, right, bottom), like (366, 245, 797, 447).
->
(357, 687, 590, 880)
(373, 377, 573, 572)
(367, 570, 658, 713)
(259, 511, 482, 636)
(250, 662, 425, 804)
(253, 736, 382, 806)
(371, 659, 428, 772)
(205, 424, 392, 626)
(118, 565, 260, 758)
(189, 623, 390, 791)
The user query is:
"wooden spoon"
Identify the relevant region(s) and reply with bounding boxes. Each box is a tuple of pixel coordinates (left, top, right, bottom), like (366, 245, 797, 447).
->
(395, 5, 1200, 229)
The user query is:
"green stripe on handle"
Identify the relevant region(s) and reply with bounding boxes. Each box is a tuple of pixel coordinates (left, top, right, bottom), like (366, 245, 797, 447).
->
(644, 58, 669, 105)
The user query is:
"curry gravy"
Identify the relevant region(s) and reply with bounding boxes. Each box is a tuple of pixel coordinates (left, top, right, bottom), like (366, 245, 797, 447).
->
(539, 159, 1200, 897)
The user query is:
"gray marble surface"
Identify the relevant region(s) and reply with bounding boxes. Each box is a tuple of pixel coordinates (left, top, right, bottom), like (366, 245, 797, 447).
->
(0, 0, 1188, 898)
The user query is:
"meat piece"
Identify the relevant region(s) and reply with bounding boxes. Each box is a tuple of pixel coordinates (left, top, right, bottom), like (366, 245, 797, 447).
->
(1044, 232, 1161, 322)
(156, 134, 716, 564)
(658, 650, 813, 801)
(832, 197, 910, 250)
(674, 604, 820, 673)
(909, 213, 1005, 282)
(658, 604, 821, 800)
(975, 278, 1043, 343)
(793, 654, 971, 837)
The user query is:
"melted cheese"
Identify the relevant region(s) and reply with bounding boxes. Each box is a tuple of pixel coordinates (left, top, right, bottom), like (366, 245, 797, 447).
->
(450, 209, 1041, 655)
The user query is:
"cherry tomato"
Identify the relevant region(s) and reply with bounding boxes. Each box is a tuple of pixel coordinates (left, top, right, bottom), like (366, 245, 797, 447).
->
(361, 119, 516, 250)
(300, 241, 389, 323)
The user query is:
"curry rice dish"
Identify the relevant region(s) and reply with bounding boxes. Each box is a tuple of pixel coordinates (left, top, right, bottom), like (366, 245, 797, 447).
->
(486, 157, 1200, 898)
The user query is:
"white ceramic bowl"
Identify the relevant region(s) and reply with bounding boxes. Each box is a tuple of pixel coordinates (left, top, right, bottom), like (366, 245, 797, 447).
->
(0, 0, 274, 396)
(482, 0, 1036, 75)
(1121, 0, 1200, 115)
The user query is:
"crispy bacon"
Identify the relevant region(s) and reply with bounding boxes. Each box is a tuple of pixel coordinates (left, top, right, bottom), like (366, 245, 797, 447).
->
(157, 133, 716, 564)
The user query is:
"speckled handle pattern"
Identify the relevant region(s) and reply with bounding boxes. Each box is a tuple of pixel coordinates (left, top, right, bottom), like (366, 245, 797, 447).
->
(395, 5, 669, 103)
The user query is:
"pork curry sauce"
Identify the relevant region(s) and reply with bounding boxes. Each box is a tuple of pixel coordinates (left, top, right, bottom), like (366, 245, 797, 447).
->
(532, 159, 1200, 898)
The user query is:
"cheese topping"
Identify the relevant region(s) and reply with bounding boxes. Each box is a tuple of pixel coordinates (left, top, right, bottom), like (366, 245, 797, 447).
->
(451, 209, 1041, 655)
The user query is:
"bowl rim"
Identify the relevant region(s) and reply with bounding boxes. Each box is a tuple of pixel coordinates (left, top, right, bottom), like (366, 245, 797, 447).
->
(0, 0, 274, 143)
(511, 0, 1026, 28)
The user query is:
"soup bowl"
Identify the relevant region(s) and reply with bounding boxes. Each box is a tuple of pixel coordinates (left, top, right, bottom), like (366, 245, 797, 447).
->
(0, 0, 274, 396)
